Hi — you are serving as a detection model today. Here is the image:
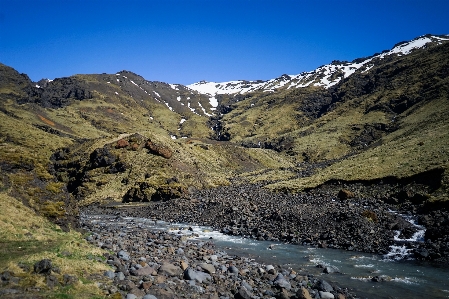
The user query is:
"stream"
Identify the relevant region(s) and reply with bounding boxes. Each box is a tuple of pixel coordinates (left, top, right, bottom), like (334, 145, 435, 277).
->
(86, 214, 449, 298)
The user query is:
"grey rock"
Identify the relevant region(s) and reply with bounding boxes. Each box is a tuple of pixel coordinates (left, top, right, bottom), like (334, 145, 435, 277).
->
(319, 291, 335, 299)
(228, 265, 239, 274)
(104, 270, 115, 279)
(34, 259, 52, 274)
(323, 265, 340, 274)
(132, 265, 155, 276)
(316, 279, 333, 292)
(118, 250, 130, 261)
(159, 262, 182, 276)
(266, 264, 276, 274)
(117, 271, 126, 280)
(126, 294, 137, 299)
(274, 273, 291, 290)
(241, 280, 253, 291)
(184, 268, 211, 283)
(143, 295, 158, 299)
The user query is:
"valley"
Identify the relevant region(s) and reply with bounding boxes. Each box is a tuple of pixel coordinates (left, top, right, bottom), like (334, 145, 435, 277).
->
(0, 34, 449, 298)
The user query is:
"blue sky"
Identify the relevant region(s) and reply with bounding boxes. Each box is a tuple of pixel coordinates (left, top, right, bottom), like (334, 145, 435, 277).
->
(1, 0, 448, 85)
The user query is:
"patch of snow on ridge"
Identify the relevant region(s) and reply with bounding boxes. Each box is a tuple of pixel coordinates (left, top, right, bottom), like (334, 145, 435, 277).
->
(209, 96, 218, 107)
(388, 36, 432, 55)
(198, 102, 212, 117)
(164, 102, 173, 111)
(169, 84, 179, 90)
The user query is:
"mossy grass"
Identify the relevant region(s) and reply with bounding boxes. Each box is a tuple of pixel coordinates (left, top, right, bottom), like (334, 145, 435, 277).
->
(0, 192, 110, 297)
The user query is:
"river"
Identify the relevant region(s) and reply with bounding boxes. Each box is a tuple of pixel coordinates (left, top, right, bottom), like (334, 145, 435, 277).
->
(87, 214, 449, 298)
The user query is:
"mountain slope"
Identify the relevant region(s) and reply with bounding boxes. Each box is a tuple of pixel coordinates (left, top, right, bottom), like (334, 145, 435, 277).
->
(0, 34, 448, 211)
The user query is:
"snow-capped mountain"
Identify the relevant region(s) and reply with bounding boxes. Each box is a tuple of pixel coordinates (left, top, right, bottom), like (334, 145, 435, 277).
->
(187, 34, 449, 97)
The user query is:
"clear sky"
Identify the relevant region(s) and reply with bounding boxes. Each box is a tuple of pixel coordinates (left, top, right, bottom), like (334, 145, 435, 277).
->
(0, 0, 448, 85)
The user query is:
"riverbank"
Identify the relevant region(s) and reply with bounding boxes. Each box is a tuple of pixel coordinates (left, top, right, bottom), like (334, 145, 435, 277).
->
(93, 182, 447, 263)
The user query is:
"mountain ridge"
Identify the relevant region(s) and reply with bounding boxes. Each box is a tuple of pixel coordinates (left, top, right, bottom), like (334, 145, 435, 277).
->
(187, 34, 449, 97)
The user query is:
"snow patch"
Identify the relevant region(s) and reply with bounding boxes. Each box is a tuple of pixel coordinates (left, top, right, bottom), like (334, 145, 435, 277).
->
(164, 102, 173, 111)
(209, 96, 218, 108)
(198, 102, 212, 117)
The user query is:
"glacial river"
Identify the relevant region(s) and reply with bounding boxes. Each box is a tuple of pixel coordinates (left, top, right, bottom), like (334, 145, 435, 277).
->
(90, 215, 449, 298)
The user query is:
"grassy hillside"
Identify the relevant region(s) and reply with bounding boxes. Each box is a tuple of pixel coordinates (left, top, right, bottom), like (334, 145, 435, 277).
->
(219, 41, 449, 201)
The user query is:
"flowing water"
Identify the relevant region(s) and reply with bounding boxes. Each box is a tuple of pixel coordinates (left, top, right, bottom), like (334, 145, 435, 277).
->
(87, 214, 449, 298)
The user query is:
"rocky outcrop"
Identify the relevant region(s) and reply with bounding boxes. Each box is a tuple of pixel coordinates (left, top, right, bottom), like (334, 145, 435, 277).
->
(145, 140, 172, 159)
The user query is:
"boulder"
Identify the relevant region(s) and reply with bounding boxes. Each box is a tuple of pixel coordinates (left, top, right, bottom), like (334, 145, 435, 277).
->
(228, 265, 239, 275)
(131, 266, 155, 276)
(117, 250, 130, 261)
(323, 265, 341, 274)
(199, 263, 216, 274)
(34, 259, 52, 274)
(116, 139, 129, 149)
(296, 287, 313, 299)
(319, 291, 335, 299)
(145, 140, 172, 159)
(274, 273, 291, 290)
(158, 262, 182, 277)
(316, 279, 334, 292)
(183, 268, 211, 283)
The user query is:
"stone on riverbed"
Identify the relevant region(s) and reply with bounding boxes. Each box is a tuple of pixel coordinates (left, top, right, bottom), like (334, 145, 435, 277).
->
(158, 262, 182, 276)
(319, 291, 335, 298)
(131, 265, 156, 276)
(183, 268, 211, 283)
(228, 265, 239, 275)
(274, 273, 291, 290)
(199, 263, 216, 274)
(296, 287, 313, 299)
(118, 250, 130, 261)
(316, 279, 334, 292)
